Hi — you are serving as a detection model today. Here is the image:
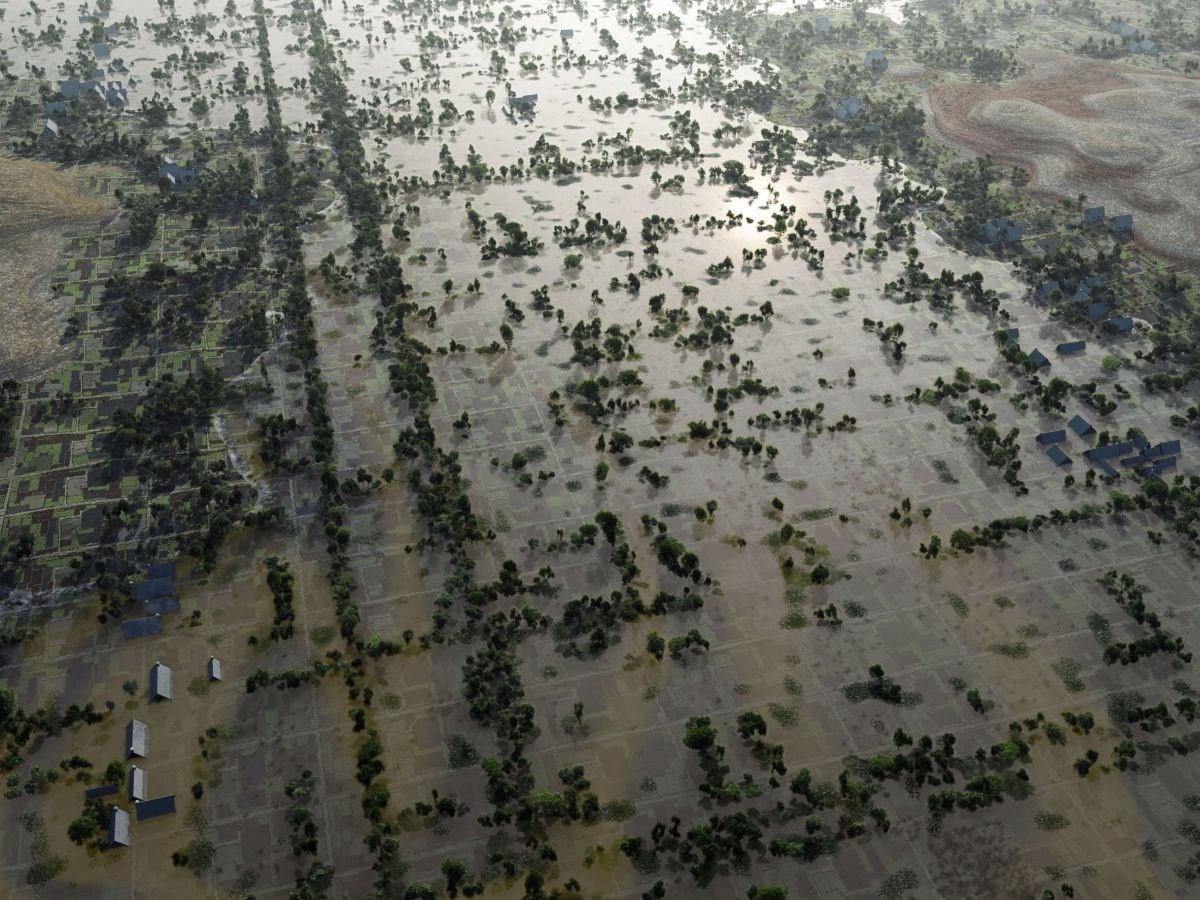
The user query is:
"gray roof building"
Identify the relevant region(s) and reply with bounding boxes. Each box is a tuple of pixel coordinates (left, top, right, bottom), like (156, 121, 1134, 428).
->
(41, 119, 60, 140)
(207, 656, 223, 681)
(93, 43, 111, 60)
(1093, 458, 1120, 478)
(108, 806, 131, 848)
(1110, 213, 1133, 235)
(127, 719, 148, 758)
(1083, 206, 1105, 225)
(135, 795, 177, 821)
(128, 765, 147, 802)
(1057, 340, 1086, 354)
(149, 661, 172, 701)
(85, 783, 119, 799)
(157, 157, 198, 189)
(980, 217, 1022, 243)
(1027, 349, 1050, 369)
(832, 97, 862, 121)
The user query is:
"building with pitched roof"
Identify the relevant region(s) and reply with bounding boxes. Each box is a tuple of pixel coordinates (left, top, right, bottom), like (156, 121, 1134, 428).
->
(149, 661, 172, 701)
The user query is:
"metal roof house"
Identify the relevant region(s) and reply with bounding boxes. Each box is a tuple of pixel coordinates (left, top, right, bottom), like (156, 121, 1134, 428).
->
(85, 783, 119, 800)
(41, 119, 60, 140)
(1034, 281, 1061, 304)
(46, 100, 68, 115)
(149, 661, 172, 701)
(1037, 430, 1067, 446)
(1110, 213, 1133, 235)
(135, 795, 177, 821)
(1107, 19, 1139, 39)
(1083, 206, 1105, 225)
(105, 82, 128, 107)
(207, 656, 223, 681)
(126, 719, 148, 758)
(1067, 414, 1095, 438)
(121, 614, 162, 640)
(131, 575, 174, 602)
(1105, 315, 1134, 333)
(107, 806, 131, 848)
(1086, 440, 1134, 461)
(129, 765, 147, 802)
(1002, 327, 1020, 345)
(1057, 340, 1086, 355)
(93, 43, 111, 60)
(509, 94, 538, 114)
(157, 157, 198, 189)
(979, 217, 1022, 243)
(1144, 440, 1182, 461)
(1027, 349, 1050, 369)
(832, 98, 862, 121)
(1092, 457, 1120, 478)
(1046, 446, 1071, 466)
(1085, 301, 1110, 320)
(1147, 456, 1178, 477)
(865, 50, 888, 71)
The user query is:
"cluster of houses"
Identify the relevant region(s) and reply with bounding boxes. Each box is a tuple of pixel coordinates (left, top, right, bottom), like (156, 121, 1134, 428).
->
(42, 17, 132, 142)
(979, 206, 1133, 250)
(91, 655, 224, 848)
(1082, 205, 1133, 236)
(1037, 419, 1181, 478)
(979, 217, 1024, 244)
(1107, 17, 1159, 55)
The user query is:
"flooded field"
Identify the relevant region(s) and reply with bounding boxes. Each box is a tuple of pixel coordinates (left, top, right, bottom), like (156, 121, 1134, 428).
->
(0, 1, 1198, 898)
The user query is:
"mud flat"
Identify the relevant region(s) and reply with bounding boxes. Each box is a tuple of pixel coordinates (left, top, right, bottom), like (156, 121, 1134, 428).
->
(928, 51, 1200, 262)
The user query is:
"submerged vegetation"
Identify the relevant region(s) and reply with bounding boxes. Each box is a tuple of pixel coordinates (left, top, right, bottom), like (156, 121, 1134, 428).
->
(0, 0, 1197, 897)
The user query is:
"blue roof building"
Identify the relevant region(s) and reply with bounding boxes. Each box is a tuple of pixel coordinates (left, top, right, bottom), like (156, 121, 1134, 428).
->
(1028, 349, 1050, 369)
(135, 795, 177, 821)
(1105, 315, 1134, 333)
(1057, 340, 1086, 354)
(1047, 446, 1071, 466)
(1037, 430, 1067, 445)
(121, 615, 162, 640)
(1067, 414, 1095, 438)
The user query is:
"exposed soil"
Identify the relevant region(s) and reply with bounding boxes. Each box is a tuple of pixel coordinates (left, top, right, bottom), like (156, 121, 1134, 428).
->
(927, 51, 1200, 262)
(0, 156, 114, 379)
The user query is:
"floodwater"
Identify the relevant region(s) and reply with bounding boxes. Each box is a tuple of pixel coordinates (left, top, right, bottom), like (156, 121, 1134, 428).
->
(0, 1, 1196, 898)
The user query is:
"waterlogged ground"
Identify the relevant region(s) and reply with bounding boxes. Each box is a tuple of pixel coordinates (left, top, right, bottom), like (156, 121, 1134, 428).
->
(0, 1, 1198, 898)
